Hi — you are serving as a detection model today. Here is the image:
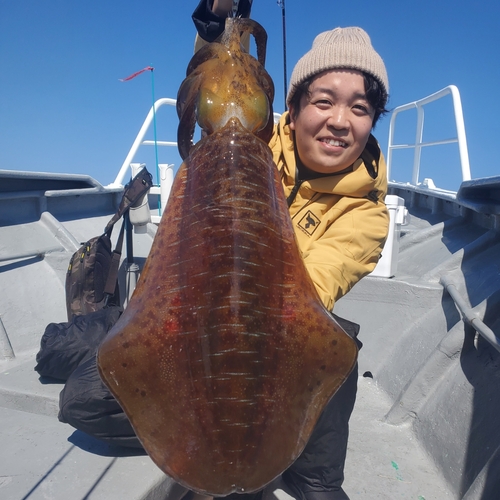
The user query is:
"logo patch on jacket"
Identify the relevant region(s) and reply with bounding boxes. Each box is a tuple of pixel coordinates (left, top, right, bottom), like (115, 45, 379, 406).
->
(298, 211, 321, 236)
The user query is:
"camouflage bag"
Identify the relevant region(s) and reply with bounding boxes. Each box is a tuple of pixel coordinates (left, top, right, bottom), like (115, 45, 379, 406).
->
(65, 168, 153, 320)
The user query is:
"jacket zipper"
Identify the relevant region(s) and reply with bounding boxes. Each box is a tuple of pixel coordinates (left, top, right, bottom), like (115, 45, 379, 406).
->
(286, 178, 304, 207)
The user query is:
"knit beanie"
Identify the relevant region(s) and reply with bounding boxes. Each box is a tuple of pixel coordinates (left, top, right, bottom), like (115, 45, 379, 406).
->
(286, 27, 389, 107)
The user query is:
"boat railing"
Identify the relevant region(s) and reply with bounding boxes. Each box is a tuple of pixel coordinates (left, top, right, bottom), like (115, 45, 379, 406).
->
(110, 98, 282, 223)
(440, 275, 500, 353)
(387, 85, 471, 190)
(108, 98, 177, 223)
(111, 98, 178, 189)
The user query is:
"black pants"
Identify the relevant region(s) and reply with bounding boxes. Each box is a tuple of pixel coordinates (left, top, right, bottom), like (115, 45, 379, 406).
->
(55, 313, 359, 498)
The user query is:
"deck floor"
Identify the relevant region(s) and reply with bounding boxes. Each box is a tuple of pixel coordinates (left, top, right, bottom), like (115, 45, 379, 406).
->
(344, 377, 452, 499)
(1, 367, 454, 500)
(5, 176, 495, 500)
(262, 376, 454, 500)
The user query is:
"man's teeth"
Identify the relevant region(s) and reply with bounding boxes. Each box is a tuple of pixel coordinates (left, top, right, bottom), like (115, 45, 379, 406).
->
(322, 139, 346, 147)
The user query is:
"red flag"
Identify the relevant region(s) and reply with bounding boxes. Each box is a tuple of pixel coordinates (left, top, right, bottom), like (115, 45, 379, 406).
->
(119, 66, 154, 82)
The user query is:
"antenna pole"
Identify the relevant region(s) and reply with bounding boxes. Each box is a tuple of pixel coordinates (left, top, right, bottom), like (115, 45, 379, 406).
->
(278, 0, 288, 109)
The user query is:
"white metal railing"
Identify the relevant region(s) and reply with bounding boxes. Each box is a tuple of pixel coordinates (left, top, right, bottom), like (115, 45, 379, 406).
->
(386, 85, 471, 187)
(111, 98, 283, 189)
(110, 98, 282, 222)
(111, 98, 178, 189)
(108, 98, 179, 223)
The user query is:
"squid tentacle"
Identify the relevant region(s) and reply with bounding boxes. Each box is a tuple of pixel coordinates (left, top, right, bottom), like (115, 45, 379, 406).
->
(176, 72, 202, 160)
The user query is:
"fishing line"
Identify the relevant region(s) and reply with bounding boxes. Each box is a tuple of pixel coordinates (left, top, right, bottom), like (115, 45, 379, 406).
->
(150, 67, 161, 213)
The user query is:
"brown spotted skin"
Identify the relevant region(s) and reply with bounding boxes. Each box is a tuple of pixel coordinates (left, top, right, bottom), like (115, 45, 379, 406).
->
(97, 18, 357, 497)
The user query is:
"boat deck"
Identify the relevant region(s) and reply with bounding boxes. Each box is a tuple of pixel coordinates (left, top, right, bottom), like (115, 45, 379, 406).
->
(0, 360, 452, 500)
(345, 377, 452, 499)
(1, 171, 500, 499)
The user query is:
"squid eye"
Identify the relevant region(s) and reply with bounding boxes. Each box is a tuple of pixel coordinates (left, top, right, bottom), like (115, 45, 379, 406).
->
(196, 88, 221, 135)
(196, 87, 270, 135)
(246, 90, 270, 134)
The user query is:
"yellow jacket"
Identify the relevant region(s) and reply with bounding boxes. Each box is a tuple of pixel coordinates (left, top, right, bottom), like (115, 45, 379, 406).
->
(269, 112, 389, 310)
(192, 32, 389, 311)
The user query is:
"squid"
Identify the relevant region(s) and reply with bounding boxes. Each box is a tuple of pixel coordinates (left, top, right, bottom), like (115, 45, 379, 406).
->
(97, 17, 358, 496)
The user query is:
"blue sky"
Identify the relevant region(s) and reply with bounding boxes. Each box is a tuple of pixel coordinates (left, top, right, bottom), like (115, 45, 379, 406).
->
(1, 0, 499, 192)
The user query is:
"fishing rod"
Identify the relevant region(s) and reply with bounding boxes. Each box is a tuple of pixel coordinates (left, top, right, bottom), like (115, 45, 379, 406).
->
(277, 0, 288, 109)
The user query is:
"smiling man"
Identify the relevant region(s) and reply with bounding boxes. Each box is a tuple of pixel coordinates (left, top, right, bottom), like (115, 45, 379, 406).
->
(289, 70, 375, 175)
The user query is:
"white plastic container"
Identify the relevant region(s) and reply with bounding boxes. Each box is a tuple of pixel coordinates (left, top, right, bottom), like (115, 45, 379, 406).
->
(159, 163, 174, 213)
(370, 195, 407, 278)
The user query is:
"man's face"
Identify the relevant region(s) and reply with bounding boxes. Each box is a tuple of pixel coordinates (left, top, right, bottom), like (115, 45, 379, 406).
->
(289, 69, 375, 174)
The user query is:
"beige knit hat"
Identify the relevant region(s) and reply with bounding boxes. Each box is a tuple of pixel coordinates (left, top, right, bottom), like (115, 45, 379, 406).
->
(286, 27, 389, 107)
